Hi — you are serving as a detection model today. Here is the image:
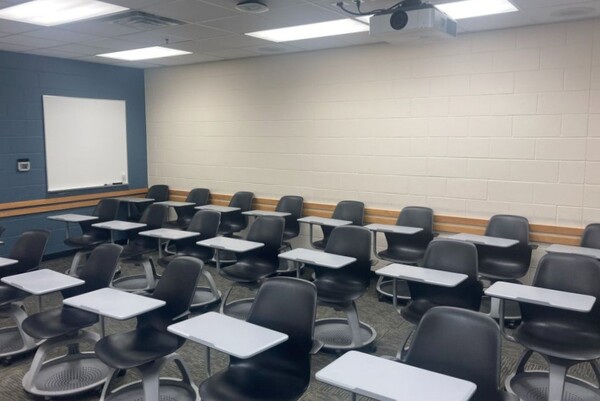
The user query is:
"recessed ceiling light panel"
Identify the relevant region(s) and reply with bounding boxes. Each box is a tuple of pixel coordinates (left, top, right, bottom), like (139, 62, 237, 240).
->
(246, 19, 369, 42)
(97, 46, 191, 61)
(435, 0, 518, 20)
(0, 0, 128, 26)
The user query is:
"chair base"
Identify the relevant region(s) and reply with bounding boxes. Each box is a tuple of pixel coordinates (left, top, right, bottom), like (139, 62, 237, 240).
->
(0, 303, 42, 361)
(102, 378, 198, 401)
(191, 286, 221, 310)
(111, 274, 159, 292)
(220, 298, 253, 320)
(100, 353, 198, 401)
(507, 371, 600, 401)
(23, 352, 110, 397)
(314, 318, 376, 351)
(376, 277, 410, 302)
(23, 329, 108, 397)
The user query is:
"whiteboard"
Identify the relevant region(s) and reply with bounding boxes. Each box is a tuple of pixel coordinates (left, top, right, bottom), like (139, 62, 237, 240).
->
(43, 95, 129, 192)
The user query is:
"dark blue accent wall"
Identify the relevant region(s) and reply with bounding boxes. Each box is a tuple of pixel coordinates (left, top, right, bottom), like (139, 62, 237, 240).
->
(0, 50, 147, 256)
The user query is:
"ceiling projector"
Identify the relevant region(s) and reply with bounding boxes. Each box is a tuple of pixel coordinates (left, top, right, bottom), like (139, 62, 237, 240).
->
(369, 3, 458, 43)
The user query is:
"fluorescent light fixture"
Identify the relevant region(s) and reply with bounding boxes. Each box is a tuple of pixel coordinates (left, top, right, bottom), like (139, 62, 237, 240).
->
(246, 19, 369, 42)
(0, 0, 127, 26)
(97, 46, 192, 61)
(435, 0, 517, 20)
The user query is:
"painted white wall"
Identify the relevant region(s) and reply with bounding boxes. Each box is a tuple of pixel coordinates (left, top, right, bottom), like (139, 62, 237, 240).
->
(145, 18, 600, 228)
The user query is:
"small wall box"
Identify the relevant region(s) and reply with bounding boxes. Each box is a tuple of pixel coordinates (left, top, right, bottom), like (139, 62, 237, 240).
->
(17, 159, 30, 172)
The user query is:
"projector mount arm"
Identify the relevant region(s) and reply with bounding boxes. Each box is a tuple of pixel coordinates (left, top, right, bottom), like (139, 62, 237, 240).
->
(336, 0, 427, 16)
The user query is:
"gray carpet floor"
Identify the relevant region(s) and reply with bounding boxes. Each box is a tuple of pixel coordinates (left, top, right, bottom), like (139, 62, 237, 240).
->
(0, 254, 597, 401)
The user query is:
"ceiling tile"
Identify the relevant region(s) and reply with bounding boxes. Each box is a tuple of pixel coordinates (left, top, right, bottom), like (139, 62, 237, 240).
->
(104, 0, 173, 10)
(200, 14, 281, 34)
(0, 42, 34, 52)
(24, 28, 101, 43)
(148, 52, 222, 65)
(27, 48, 83, 59)
(85, 37, 148, 51)
(60, 19, 141, 37)
(116, 30, 190, 45)
(0, 34, 67, 48)
(143, 0, 238, 23)
(153, 23, 230, 41)
(200, 0, 299, 12)
(204, 47, 259, 59)
(0, 19, 39, 34)
(170, 34, 269, 53)
(46, 43, 108, 56)
(525, 1, 600, 23)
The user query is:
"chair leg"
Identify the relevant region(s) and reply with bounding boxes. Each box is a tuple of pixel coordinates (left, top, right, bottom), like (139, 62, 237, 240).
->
(591, 359, 600, 385)
(219, 286, 235, 314)
(99, 368, 119, 401)
(69, 250, 90, 277)
(547, 357, 569, 401)
(515, 349, 534, 374)
(201, 270, 220, 300)
(141, 258, 158, 288)
(11, 302, 39, 352)
(344, 302, 364, 349)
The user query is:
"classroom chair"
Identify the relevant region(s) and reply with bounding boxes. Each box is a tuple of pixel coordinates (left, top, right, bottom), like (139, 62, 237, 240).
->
(199, 277, 319, 401)
(311, 226, 376, 351)
(129, 184, 169, 221)
(581, 223, 600, 249)
(375, 206, 435, 301)
(398, 239, 482, 359)
(95, 257, 201, 401)
(21, 244, 122, 398)
(312, 200, 364, 250)
(275, 195, 304, 274)
(64, 198, 120, 276)
(219, 216, 284, 319)
(0, 229, 49, 363)
(217, 191, 254, 237)
(504, 253, 600, 401)
(160, 210, 222, 309)
(477, 214, 535, 322)
(165, 187, 210, 230)
(405, 307, 518, 401)
(111, 204, 168, 292)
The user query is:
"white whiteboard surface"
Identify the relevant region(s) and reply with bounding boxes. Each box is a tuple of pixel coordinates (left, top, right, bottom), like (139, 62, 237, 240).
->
(43, 95, 129, 192)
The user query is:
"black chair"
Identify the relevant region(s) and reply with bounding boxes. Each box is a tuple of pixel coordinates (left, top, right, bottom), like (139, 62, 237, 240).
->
(275, 195, 304, 274)
(111, 204, 168, 292)
(64, 198, 120, 275)
(130, 184, 169, 221)
(218, 191, 254, 236)
(219, 216, 284, 319)
(160, 210, 222, 309)
(277, 195, 304, 245)
(21, 244, 122, 398)
(165, 188, 210, 230)
(375, 206, 435, 302)
(95, 257, 201, 401)
(581, 223, 600, 249)
(199, 277, 318, 401)
(312, 200, 364, 250)
(401, 239, 482, 323)
(310, 226, 376, 351)
(504, 253, 600, 401)
(397, 239, 482, 359)
(0, 226, 5, 239)
(0, 230, 49, 362)
(405, 307, 518, 401)
(477, 215, 534, 322)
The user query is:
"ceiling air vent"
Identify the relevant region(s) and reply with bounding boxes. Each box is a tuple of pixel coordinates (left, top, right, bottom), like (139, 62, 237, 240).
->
(100, 11, 185, 30)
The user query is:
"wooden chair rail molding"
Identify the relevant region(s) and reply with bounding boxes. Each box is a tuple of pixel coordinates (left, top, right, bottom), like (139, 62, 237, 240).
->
(0, 188, 582, 246)
(170, 189, 583, 246)
(0, 189, 147, 219)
